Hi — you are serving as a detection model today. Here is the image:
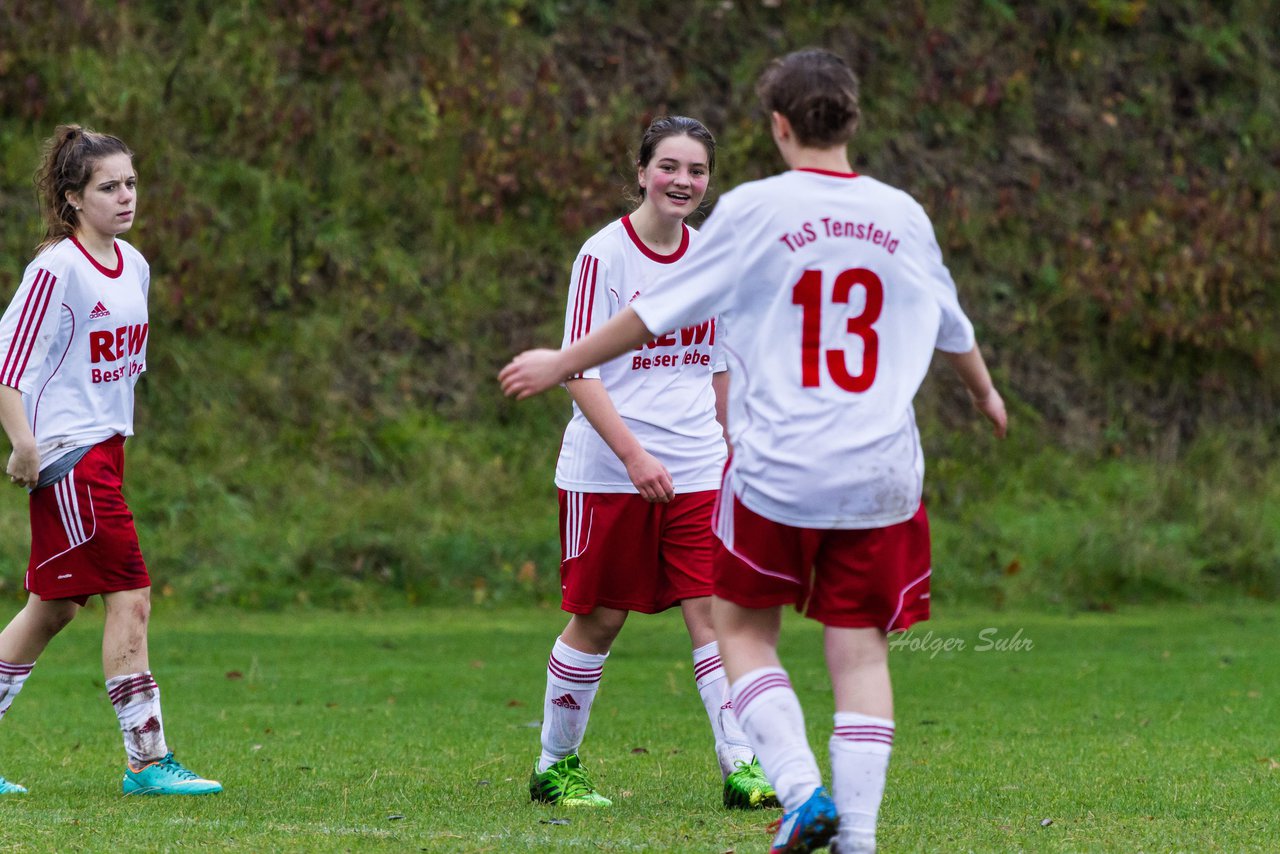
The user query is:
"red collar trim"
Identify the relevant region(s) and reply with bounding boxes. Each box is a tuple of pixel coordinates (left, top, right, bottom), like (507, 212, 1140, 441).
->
(622, 215, 689, 264)
(71, 236, 124, 278)
(796, 168, 861, 179)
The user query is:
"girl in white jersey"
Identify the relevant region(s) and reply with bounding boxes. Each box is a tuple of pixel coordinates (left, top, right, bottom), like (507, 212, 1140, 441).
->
(501, 51, 1008, 854)
(527, 116, 776, 812)
(0, 126, 220, 797)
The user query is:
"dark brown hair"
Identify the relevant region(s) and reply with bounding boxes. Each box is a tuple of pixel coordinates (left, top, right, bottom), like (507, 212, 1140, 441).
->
(635, 115, 716, 198)
(34, 124, 134, 253)
(756, 49, 861, 148)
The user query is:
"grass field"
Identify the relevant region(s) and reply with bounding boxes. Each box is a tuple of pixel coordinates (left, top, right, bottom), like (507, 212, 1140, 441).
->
(0, 601, 1277, 852)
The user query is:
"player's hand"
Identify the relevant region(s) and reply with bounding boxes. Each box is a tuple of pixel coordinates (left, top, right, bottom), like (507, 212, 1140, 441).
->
(971, 387, 1008, 439)
(499, 349, 567, 399)
(624, 450, 675, 503)
(6, 445, 39, 489)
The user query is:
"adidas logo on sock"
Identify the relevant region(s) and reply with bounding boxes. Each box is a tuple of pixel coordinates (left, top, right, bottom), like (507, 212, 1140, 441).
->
(89, 301, 111, 319)
(551, 693, 581, 711)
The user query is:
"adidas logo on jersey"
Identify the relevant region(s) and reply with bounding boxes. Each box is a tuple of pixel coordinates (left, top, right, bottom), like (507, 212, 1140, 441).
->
(88, 301, 111, 319)
(551, 693, 581, 711)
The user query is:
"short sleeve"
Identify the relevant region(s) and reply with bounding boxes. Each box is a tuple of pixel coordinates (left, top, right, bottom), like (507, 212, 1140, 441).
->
(138, 255, 151, 300)
(0, 262, 68, 393)
(909, 203, 975, 354)
(711, 315, 728, 373)
(561, 252, 617, 381)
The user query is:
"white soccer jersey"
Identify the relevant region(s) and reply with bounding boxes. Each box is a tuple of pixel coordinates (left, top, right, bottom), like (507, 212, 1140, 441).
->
(631, 169, 976, 529)
(0, 237, 149, 469)
(555, 215, 728, 494)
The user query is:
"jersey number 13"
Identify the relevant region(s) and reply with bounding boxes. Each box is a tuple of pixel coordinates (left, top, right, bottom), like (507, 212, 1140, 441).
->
(791, 267, 883, 392)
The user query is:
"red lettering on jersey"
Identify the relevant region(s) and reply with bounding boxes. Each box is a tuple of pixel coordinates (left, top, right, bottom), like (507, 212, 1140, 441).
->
(127, 323, 148, 356)
(90, 331, 116, 363)
(90, 324, 147, 364)
(645, 332, 677, 349)
(679, 321, 711, 346)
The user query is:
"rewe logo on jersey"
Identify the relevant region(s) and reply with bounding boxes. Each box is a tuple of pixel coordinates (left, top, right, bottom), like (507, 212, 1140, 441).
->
(551, 693, 581, 711)
(637, 318, 717, 350)
(631, 318, 717, 370)
(89, 323, 148, 364)
(88, 301, 111, 319)
(89, 322, 148, 384)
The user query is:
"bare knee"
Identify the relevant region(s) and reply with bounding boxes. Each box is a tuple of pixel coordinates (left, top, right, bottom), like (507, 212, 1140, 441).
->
(564, 608, 628, 653)
(34, 600, 79, 637)
(129, 595, 151, 626)
(105, 588, 151, 626)
(680, 596, 716, 649)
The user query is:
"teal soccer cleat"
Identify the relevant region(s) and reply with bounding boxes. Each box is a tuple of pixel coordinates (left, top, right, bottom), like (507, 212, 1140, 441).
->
(122, 753, 222, 796)
(0, 775, 27, 794)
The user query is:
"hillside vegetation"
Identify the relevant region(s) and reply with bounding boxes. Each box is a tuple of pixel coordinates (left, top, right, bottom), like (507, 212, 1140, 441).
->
(0, 0, 1276, 608)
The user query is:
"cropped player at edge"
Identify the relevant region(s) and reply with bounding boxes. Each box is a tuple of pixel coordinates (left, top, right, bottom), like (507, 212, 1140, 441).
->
(526, 116, 777, 813)
(0, 126, 220, 797)
(502, 51, 1006, 854)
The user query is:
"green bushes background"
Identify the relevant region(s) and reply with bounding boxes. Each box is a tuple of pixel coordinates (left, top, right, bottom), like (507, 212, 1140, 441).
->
(0, 0, 1276, 609)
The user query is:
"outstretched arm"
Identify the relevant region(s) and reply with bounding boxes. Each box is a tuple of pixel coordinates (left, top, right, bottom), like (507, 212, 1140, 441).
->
(499, 308, 655, 399)
(943, 345, 1007, 438)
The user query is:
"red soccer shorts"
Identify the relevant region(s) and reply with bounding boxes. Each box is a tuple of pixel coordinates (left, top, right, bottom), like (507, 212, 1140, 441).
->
(25, 435, 149, 605)
(713, 490, 932, 632)
(558, 489, 716, 614)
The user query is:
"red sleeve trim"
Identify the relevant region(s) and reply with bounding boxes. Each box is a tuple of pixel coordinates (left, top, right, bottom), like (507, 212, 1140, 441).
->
(570, 255, 599, 344)
(567, 254, 600, 380)
(0, 268, 57, 387)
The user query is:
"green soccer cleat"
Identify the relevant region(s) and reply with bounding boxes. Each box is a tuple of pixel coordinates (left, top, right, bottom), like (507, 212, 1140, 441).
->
(528, 754, 612, 807)
(723, 757, 779, 809)
(122, 753, 222, 796)
(0, 775, 27, 795)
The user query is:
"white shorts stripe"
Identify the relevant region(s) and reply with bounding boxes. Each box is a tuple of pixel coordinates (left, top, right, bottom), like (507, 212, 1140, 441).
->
(55, 473, 88, 546)
(563, 491, 594, 562)
(34, 484, 97, 571)
(885, 568, 932, 633)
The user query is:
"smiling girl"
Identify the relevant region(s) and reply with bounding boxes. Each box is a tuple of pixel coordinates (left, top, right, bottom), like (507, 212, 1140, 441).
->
(0, 125, 220, 796)
(526, 116, 775, 811)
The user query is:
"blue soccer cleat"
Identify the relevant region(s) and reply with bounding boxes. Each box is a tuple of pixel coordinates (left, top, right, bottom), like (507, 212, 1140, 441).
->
(122, 753, 222, 796)
(769, 785, 838, 853)
(0, 775, 27, 795)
